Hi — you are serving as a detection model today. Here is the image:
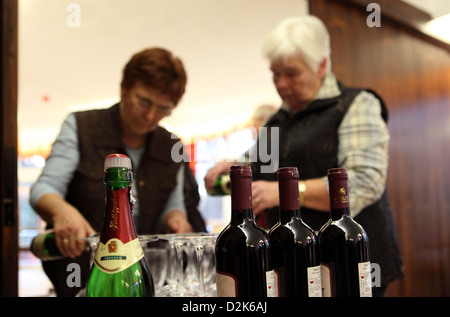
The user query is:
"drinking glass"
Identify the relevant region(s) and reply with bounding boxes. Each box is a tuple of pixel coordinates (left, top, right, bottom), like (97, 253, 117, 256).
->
(142, 240, 169, 296)
(151, 233, 218, 297)
(155, 233, 187, 297)
(189, 233, 218, 297)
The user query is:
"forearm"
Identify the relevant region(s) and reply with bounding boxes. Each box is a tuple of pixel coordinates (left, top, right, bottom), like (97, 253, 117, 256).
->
(33, 193, 93, 232)
(33, 193, 75, 225)
(30, 113, 79, 210)
(161, 209, 192, 233)
(302, 178, 330, 212)
(33, 193, 95, 258)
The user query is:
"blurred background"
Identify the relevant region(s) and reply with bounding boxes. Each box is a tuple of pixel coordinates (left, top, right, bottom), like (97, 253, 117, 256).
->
(1, 0, 449, 297)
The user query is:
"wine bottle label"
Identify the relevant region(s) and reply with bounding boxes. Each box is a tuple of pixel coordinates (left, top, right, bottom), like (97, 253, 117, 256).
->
(329, 181, 349, 209)
(320, 263, 334, 297)
(307, 265, 322, 297)
(321, 262, 372, 297)
(94, 237, 144, 274)
(216, 271, 238, 297)
(270, 269, 281, 297)
(216, 270, 276, 297)
(358, 261, 373, 297)
(266, 270, 277, 297)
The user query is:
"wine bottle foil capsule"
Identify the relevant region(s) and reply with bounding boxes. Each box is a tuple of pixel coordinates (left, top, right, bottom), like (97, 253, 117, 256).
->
(230, 165, 252, 210)
(327, 167, 348, 180)
(277, 167, 300, 210)
(327, 168, 350, 209)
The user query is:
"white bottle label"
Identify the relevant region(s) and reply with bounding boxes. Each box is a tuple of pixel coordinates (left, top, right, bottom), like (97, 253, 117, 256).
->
(320, 263, 332, 297)
(307, 265, 322, 297)
(358, 261, 373, 297)
(216, 271, 237, 297)
(216, 270, 278, 297)
(94, 238, 143, 274)
(266, 270, 277, 297)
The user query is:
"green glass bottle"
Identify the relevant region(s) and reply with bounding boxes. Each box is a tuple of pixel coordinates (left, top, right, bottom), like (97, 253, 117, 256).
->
(85, 154, 155, 297)
(210, 174, 231, 196)
(30, 231, 65, 261)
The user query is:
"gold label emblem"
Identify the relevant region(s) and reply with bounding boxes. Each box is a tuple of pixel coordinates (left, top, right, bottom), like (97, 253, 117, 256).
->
(108, 240, 118, 253)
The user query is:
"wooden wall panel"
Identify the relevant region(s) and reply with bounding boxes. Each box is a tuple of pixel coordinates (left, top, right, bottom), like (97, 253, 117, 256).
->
(1, 0, 19, 297)
(310, 0, 450, 296)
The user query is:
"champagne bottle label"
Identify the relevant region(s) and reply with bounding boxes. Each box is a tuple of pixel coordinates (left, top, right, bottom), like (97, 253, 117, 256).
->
(94, 237, 144, 274)
(216, 271, 237, 297)
(307, 265, 322, 297)
(358, 261, 373, 297)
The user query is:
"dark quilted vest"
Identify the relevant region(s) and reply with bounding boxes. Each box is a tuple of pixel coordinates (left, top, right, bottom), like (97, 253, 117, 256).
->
(66, 104, 181, 233)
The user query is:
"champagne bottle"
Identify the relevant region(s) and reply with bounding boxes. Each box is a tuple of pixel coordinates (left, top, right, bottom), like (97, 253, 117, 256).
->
(30, 231, 95, 261)
(268, 167, 321, 297)
(30, 231, 65, 261)
(85, 154, 155, 297)
(318, 168, 372, 297)
(215, 165, 272, 297)
(210, 174, 231, 196)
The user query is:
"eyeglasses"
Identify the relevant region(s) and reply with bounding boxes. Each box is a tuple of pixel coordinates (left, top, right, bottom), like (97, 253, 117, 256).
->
(131, 94, 174, 116)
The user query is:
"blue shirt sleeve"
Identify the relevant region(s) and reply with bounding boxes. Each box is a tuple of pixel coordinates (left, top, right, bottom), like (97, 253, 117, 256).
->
(162, 164, 186, 215)
(30, 113, 79, 207)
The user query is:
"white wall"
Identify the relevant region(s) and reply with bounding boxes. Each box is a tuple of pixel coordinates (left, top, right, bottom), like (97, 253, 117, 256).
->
(18, 0, 308, 148)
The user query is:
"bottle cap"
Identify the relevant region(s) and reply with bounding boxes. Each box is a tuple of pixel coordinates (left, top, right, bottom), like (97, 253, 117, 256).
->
(230, 165, 252, 178)
(327, 167, 348, 180)
(277, 167, 300, 210)
(104, 154, 132, 170)
(277, 167, 299, 180)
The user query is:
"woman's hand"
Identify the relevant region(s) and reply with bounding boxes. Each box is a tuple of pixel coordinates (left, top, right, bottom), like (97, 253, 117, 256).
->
(203, 161, 234, 193)
(34, 193, 95, 258)
(251, 180, 279, 215)
(162, 209, 192, 233)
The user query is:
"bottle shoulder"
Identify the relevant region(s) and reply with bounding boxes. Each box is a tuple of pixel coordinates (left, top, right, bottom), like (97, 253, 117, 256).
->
(269, 219, 316, 244)
(319, 217, 368, 241)
(217, 220, 268, 246)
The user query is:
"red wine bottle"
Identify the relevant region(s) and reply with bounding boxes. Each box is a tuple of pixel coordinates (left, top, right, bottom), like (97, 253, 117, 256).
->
(86, 154, 155, 297)
(318, 168, 372, 297)
(268, 167, 321, 297)
(215, 165, 272, 297)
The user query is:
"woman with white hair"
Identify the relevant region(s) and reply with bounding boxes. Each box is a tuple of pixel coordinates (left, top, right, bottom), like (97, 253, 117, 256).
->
(205, 15, 403, 296)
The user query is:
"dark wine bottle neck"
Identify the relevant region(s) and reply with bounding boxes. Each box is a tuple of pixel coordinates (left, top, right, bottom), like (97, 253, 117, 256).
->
(277, 168, 301, 226)
(330, 207, 350, 220)
(230, 170, 252, 209)
(231, 208, 254, 225)
(229, 165, 254, 226)
(279, 208, 301, 224)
